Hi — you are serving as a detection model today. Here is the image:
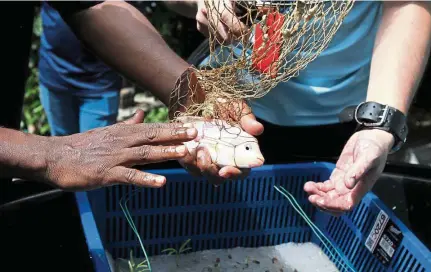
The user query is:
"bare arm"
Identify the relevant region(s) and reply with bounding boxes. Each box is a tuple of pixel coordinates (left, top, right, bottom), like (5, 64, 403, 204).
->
(50, 1, 192, 106)
(0, 111, 198, 190)
(366, 2, 431, 116)
(0, 128, 50, 181)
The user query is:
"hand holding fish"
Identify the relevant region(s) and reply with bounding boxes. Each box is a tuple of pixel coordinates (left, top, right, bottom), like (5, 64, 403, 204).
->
(168, 66, 264, 185)
(303, 129, 395, 216)
(177, 100, 264, 185)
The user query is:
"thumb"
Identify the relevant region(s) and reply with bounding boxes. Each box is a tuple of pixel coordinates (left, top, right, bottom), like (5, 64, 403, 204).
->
(221, 1, 247, 38)
(344, 154, 378, 189)
(121, 109, 145, 125)
(237, 100, 264, 136)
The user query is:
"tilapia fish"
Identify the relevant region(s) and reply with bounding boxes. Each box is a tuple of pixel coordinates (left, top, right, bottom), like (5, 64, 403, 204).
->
(177, 116, 265, 168)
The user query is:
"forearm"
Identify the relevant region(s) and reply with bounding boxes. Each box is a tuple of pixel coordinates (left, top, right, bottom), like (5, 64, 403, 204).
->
(56, 1, 191, 106)
(0, 128, 50, 181)
(163, 0, 198, 19)
(366, 2, 431, 115)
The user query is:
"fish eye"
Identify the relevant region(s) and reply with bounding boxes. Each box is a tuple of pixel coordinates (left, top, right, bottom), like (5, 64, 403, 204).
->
(245, 144, 252, 151)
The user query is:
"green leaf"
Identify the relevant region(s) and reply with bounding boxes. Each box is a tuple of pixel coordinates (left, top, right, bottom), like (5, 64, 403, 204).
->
(179, 238, 191, 253)
(129, 249, 135, 264)
(33, 104, 44, 114)
(128, 260, 134, 272)
(161, 248, 177, 255)
(179, 247, 192, 253)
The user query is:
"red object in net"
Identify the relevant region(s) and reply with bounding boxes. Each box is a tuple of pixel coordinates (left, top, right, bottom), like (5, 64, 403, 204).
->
(252, 9, 285, 78)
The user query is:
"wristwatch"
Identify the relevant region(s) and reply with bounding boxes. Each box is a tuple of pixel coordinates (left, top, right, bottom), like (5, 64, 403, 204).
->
(339, 101, 408, 153)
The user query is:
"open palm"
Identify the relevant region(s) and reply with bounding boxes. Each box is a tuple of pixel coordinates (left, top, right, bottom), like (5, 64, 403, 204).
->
(304, 129, 395, 216)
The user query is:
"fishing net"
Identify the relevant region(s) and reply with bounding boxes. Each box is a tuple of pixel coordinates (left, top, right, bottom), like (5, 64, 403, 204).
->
(168, 0, 355, 123)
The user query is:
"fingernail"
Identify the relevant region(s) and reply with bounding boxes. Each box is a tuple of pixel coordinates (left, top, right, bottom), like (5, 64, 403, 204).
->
(156, 176, 165, 184)
(219, 170, 228, 178)
(176, 145, 186, 153)
(173, 128, 186, 135)
(182, 123, 193, 128)
(187, 128, 196, 137)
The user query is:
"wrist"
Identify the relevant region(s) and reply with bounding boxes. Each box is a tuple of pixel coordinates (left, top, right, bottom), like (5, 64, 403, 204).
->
(369, 128, 396, 152)
(168, 65, 206, 120)
(0, 130, 52, 181)
(20, 134, 53, 181)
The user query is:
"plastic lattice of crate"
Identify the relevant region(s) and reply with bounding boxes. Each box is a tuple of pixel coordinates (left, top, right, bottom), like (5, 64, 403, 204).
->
(75, 162, 431, 272)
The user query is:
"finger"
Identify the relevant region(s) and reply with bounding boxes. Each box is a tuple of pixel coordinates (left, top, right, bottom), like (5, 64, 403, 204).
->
(319, 180, 336, 192)
(208, 5, 229, 41)
(308, 180, 336, 192)
(200, 8, 226, 47)
(116, 121, 182, 136)
(127, 125, 198, 146)
(344, 153, 378, 189)
(240, 114, 264, 136)
(107, 167, 166, 188)
(196, 147, 223, 185)
(120, 109, 145, 125)
(179, 155, 203, 177)
(235, 101, 264, 136)
(197, 22, 210, 38)
(220, 3, 247, 40)
(207, 7, 231, 44)
(122, 145, 189, 165)
(216, 99, 264, 136)
(218, 166, 248, 179)
(196, 10, 210, 38)
(309, 196, 344, 216)
(304, 182, 327, 198)
(312, 194, 355, 213)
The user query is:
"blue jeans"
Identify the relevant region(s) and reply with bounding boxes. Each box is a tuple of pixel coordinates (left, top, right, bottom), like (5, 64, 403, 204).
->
(39, 83, 120, 136)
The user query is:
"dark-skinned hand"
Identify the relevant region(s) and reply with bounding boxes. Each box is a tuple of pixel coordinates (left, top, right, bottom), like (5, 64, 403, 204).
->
(43, 110, 198, 191)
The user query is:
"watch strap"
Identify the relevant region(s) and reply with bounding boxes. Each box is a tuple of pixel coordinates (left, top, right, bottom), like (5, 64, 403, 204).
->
(338, 102, 408, 153)
(355, 102, 408, 143)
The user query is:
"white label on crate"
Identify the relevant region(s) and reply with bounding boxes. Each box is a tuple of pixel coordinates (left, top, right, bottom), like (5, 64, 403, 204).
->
(379, 234, 395, 258)
(364, 209, 403, 267)
(365, 210, 389, 252)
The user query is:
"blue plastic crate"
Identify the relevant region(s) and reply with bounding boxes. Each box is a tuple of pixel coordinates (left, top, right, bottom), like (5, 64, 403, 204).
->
(75, 162, 431, 272)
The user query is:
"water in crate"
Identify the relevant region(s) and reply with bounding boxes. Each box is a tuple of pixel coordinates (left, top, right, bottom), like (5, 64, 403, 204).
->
(114, 241, 339, 272)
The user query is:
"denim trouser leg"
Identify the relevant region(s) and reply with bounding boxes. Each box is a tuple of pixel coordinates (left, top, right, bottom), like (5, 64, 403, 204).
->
(39, 83, 79, 136)
(78, 90, 120, 132)
(39, 83, 120, 136)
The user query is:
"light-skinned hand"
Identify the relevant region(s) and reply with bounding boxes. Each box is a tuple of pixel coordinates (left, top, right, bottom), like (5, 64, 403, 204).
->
(304, 129, 395, 216)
